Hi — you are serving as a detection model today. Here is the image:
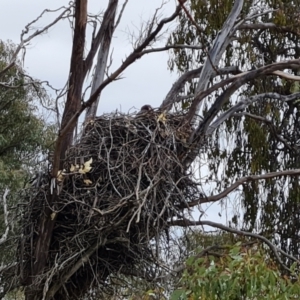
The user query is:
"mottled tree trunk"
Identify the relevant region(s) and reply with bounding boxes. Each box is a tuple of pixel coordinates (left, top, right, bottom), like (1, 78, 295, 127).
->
(24, 1, 88, 299)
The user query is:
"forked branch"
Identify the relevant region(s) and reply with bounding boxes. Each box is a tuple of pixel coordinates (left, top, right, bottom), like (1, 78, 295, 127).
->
(207, 91, 300, 135)
(186, 0, 244, 119)
(51, 4, 182, 177)
(0, 5, 72, 78)
(191, 59, 300, 138)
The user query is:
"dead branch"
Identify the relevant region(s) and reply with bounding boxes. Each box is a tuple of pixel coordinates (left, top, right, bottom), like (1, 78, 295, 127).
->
(170, 219, 299, 273)
(187, 0, 244, 119)
(84, 0, 119, 76)
(182, 169, 300, 208)
(85, 0, 118, 121)
(161, 66, 241, 111)
(114, 0, 129, 30)
(190, 59, 300, 138)
(0, 5, 72, 78)
(272, 71, 300, 81)
(0, 188, 9, 246)
(51, 4, 182, 178)
(141, 44, 204, 55)
(239, 22, 278, 30)
(207, 91, 300, 135)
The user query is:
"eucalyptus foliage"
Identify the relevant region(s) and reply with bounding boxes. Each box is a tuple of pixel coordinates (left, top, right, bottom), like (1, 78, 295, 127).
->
(2, 1, 300, 298)
(172, 243, 300, 300)
(0, 40, 55, 270)
(0, 40, 55, 192)
(169, 0, 300, 263)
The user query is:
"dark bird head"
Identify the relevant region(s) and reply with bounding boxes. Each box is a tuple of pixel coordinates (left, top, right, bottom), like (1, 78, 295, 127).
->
(140, 104, 153, 112)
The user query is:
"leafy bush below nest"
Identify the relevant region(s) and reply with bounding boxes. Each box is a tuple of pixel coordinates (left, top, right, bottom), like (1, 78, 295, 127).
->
(18, 110, 202, 299)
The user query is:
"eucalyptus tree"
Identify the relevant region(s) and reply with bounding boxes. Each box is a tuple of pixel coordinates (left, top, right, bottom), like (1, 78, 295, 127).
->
(0, 40, 55, 300)
(0, 39, 54, 229)
(168, 0, 300, 264)
(171, 241, 300, 300)
(0, 41, 51, 190)
(1, 0, 300, 299)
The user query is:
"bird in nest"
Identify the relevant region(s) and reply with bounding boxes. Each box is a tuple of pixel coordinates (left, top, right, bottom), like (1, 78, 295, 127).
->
(140, 104, 153, 112)
(137, 104, 168, 125)
(135, 104, 154, 117)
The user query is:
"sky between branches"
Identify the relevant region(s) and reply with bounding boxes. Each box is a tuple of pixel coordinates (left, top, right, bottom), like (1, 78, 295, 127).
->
(0, 0, 225, 223)
(0, 0, 179, 112)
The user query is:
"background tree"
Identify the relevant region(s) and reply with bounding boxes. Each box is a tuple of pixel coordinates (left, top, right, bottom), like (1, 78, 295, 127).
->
(2, 0, 300, 299)
(0, 40, 54, 191)
(168, 0, 300, 267)
(0, 39, 55, 299)
(172, 242, 300, 300)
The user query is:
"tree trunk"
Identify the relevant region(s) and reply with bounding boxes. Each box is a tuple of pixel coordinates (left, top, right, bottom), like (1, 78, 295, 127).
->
(24, 2, 88, 299)
(85, 0, 118, 121)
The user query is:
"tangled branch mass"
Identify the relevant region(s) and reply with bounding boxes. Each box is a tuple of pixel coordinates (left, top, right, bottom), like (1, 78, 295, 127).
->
(18, 109, 202, 298)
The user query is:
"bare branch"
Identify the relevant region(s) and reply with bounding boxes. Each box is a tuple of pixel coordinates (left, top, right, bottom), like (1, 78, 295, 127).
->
(207, 91, 300, 135)
(84, 0, 119, 76)
(85, 0, 118, 120)
(170, 219, 298, 273)
(243, 8, 278, 22)
(114, 0, 129, 30)
(142, 44, 204, 55)
(52, 5, 182, 178)
(239, 22, 277, 30)
(273, 70, 300, 81)
(0, 5, 72, 78)
(182, 168, 300, 208)
(161, 66, 241, 111)
(0, 188, 9, 246)
(238, 22, 300, 36)
(191, 59, 300, 137)
(187, 0, 244, 119)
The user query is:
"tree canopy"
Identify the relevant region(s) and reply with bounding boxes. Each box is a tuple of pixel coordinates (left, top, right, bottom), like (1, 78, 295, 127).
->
(2, 0, 300, 299)
(0, 40, 54, 192)
(172, 242, 300, 300)
(169, 0, 300, 264)
(0, 40, 55, 292)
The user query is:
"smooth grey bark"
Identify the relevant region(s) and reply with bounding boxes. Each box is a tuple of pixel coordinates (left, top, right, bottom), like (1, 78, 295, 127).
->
(186, 0, 244, 121)
(85, 0, 118, 121)
(206, 91, 300, 135)
(160, 66, 240, 111)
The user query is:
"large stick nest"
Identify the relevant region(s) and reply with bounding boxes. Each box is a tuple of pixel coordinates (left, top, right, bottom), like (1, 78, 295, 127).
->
(18, 109, 202, 299)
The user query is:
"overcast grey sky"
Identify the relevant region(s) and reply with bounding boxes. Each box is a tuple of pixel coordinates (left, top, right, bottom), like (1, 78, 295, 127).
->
(0, 0, 225, 222)
(1, 0, 179, 113)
